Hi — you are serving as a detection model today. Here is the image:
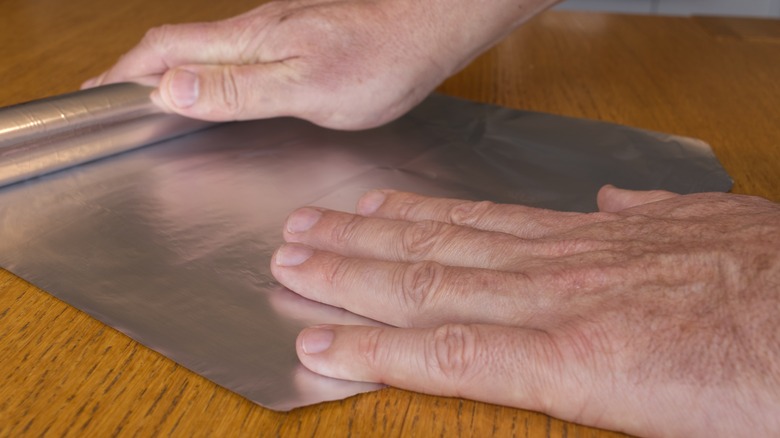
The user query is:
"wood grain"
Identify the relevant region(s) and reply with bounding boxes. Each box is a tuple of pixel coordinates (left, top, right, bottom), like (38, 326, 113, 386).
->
(1, 2, 778, 436)
(694, 15, 780, 43)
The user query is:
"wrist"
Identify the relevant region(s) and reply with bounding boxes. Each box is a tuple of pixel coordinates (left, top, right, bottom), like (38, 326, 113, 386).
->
(393, 0, 560, 75)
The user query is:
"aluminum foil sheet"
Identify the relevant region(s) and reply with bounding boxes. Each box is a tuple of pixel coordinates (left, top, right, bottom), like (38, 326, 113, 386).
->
(0, 84, 732, 411)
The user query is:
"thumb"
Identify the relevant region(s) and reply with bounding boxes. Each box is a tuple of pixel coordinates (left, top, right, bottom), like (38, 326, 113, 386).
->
(597, 184, 680, 213)
(296, 324, 577, 415)
(153, 63, 304, 122)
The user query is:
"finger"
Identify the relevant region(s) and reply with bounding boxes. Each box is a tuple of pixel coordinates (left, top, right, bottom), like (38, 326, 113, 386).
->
(356, 190, 617, 239)
(270, 244, 560, 328)
(282, 207, 610, 268)
(296, 324, 596, 426)
(265, 284, 385, 328)
(95, 20, 254, 87)
(81, 71, 108, 89)
(83, 73, 163, 91)
(597, 185, 680, 213)
(152, 62, 309, 121)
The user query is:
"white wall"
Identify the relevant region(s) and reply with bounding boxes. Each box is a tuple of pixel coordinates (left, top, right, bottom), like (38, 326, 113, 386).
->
(556, 0, 780, 17)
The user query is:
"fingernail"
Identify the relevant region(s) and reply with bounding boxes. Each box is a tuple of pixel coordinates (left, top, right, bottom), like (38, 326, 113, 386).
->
(357, 190, 387, 215)
(287, 208, 322, 233)
(275, 244, 313, 267)
(169, 69, 199, 108)
(301, 327, 334, 354)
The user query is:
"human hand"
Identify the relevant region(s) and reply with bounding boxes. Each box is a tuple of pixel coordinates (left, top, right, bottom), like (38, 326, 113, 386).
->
(81, 0, 558, 129)
(270, 186, 780, 437)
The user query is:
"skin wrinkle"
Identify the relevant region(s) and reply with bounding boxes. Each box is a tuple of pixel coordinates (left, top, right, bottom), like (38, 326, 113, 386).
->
(520, 224, 776, 396)
(331, 212, 365, 248)
(356, 326, 385, 381)
(449, 199, 496, 228)
(320, 254, 356, 304)
(394, 195, 426, 222)
(624, 251, 763, 389)
(390, 267, 485, 325)
(399, 261, 447, 317)
(129, 28, 175, 78)
(233, 15, 274, 65)
(217, 65, 243, 116)
(411, 222, 518, 269)
(428, 324, 479, 393)
(399, 220, 447, 262)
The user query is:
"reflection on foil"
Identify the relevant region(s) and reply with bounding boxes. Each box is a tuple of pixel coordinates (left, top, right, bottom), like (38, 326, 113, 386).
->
(0, 86, 732, 410)
(0, 83, 211, 187)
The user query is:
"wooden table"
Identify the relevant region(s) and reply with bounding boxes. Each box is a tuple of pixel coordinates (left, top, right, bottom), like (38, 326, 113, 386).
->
(1, 2, 779, 436)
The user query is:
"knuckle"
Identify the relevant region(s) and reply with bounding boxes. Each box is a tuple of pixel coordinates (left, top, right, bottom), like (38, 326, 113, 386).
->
(356, 327, 385, 369)
(398, 261, 446, 311)
(331, 215, 364, 246)
(216, 66, 244, 116)
(426, 324, 480, 382)
(395, 197, 421, 220)
(141, 24, 167, 45)
(449, 200, 495, 226)
(399, 220, 446, 260)
(322, 255, 354, 289)
(141, 24, 179, 54)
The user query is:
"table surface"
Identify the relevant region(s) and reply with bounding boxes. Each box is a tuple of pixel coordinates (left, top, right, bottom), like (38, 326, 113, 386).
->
(1, 2, 779, 437)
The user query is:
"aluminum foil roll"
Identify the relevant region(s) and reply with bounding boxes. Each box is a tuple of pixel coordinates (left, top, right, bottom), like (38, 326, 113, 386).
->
(0, 83, 211, 187)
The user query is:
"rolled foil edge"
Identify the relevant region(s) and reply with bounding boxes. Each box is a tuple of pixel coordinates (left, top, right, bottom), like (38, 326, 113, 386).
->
(0, 83, 213, 187)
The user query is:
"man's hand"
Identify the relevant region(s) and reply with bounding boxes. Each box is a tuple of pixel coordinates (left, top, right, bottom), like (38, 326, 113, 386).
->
(82, 0, 557, 129)
(270, 186, 780, 437)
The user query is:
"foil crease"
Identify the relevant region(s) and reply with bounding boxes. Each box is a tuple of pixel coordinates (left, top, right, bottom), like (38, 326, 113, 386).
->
(0, 85, 732, 410)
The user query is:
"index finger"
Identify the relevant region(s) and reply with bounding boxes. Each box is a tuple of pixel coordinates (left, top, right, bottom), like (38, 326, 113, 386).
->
(92, 18, 258, 87)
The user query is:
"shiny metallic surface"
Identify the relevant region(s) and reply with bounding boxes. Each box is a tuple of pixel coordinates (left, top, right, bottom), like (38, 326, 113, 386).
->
(0, 89, 732, 410)
(0, 83, 211, 187)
